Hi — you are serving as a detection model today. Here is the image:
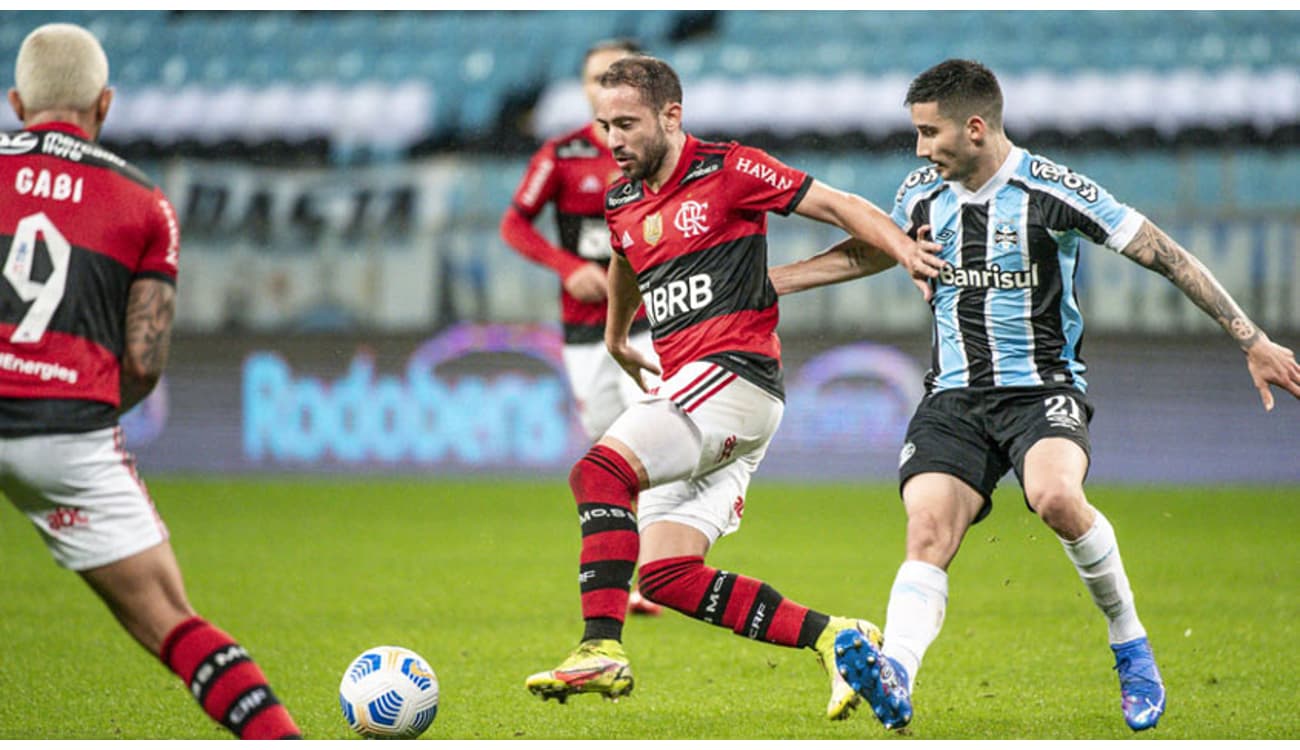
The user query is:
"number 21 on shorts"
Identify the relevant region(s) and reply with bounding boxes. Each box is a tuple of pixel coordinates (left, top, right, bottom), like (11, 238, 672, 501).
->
(1043, 393, 1084, 431)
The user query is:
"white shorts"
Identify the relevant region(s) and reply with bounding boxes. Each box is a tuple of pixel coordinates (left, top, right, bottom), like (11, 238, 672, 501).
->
(605, 360, 784, 544)
(563, 329, 659, 440)
(0, 426, 168, 571)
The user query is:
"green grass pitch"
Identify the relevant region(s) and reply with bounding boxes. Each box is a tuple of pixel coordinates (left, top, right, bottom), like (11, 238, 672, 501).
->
(1, 477, 1297, 739)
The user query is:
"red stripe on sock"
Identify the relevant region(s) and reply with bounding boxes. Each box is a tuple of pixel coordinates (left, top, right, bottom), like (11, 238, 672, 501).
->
(582, 589, 632, 623)
(243, 706, 302, 740)
(766, 599, 811, 647)
(637, 556, 710, 611)
(722, 576, 762, 632)
(571, 445, 641, 623)
(160, 617, 301, 739)
(579, 529, 640, 564)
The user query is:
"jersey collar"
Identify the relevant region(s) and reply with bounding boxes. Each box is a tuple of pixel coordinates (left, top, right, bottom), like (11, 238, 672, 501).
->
(948, 146, 1025, 204)
(644, 133, 698, 196)
(26, 121, 91, 140)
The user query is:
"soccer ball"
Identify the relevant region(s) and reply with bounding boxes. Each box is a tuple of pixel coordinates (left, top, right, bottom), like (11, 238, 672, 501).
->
(339, 646, 439, 739)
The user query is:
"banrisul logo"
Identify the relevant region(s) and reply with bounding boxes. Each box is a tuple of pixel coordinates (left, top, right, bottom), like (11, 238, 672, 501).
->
(938, 262, 1040, 290)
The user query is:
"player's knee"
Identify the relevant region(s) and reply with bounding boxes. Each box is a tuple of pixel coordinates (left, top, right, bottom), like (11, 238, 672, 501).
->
(569, 444, 640, 501)
(637, 556, 706, 610)
(1026, 480, 1086, 530)
(568, 455, 590, 494)
(905, 508, 961, 563)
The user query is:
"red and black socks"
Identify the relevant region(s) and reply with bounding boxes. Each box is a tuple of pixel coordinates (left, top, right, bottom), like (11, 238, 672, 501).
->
(570, 444, 641, 642)
(160, 616, 301, 739)
(639, 555, 828, 648)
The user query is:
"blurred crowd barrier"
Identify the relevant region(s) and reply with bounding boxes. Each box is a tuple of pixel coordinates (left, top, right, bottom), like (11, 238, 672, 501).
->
(163, 152, 1300, 336)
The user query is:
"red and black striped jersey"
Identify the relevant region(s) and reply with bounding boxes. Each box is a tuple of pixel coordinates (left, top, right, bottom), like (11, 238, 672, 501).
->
(605, 135, 811, 400)
(0, 122, 179, 434)
(510, 122, 647, 344)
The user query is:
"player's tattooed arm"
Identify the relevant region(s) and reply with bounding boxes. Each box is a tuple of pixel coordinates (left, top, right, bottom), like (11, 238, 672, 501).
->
(119, 278, 176, 413)
(769, 237, 897, 296)
(1120, 220, 1261, 350)
(1121, 219, 1300, 410)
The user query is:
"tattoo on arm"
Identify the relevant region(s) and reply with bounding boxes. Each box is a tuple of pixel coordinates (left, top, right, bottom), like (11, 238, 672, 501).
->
(1120, 221, 1261, 349)
(125, 281, 175, 373)
(120, 280, 175, 411)
(840, 238, 898, 275)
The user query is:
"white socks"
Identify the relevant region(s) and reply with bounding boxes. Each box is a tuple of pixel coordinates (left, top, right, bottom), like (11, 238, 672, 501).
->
(882, 560, 948, 683)
(1059, 511, 1146, 645)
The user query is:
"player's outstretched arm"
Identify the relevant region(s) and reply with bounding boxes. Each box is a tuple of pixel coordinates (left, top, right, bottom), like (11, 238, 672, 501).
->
(769, 237, 898, 296)
(604, 252, 660, 391)
(1120, 220, 1300, 410)
(792, 180, 943, 290)
(119, 278, 175, 414)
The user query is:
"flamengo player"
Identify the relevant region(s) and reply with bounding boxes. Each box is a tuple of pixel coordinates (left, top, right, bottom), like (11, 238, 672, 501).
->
(500, 39, 662, 616)
(524, 55, 943, 719)
(0, 24, 301, 739)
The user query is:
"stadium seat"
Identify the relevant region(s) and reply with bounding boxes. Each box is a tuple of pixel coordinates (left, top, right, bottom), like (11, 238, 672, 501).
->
(2, 10, 1293, 159)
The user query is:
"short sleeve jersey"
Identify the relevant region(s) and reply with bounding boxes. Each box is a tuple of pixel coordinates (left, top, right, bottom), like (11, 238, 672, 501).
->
(0, 122, 179, 434)
(511, 122, 647, 344)
(891, 146, 1143, 394)
(604, 135, 812, 400)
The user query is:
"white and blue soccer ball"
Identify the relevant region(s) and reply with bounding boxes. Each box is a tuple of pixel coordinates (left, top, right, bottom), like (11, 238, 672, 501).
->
(339, 646, 439, 739)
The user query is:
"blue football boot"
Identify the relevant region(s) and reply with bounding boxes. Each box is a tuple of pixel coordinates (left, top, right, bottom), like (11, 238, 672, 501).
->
(1111, 636, 1166, 731)
(833, 628, 912, 730)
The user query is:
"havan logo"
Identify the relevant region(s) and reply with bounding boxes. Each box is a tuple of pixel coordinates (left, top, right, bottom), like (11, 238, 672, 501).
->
(735, 157, 792, 191)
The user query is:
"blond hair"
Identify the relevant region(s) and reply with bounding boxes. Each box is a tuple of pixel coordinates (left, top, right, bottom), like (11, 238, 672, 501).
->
(14, 23, 109, 113)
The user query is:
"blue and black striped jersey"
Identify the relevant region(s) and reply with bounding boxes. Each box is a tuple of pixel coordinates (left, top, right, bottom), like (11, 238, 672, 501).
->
(892, 147, 1144, 394)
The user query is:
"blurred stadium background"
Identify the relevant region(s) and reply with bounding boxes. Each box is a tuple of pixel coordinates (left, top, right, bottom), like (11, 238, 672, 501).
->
(2, 9, 1296, 482)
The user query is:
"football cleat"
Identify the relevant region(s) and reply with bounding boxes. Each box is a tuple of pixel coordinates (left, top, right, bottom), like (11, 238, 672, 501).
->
(834, 628, 912, 730)
(1112, 636, 1166, 731)
(816, 617, 883, 720)
(627, 587, 662, 616)
(525, 639, 634, 703)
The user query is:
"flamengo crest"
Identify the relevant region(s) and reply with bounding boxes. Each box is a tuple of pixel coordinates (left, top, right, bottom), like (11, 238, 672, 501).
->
(674, 201, 709, 238)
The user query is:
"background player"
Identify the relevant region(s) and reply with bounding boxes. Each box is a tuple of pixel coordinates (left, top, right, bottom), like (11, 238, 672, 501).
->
(500, 38, 662, 616)
(772, 58, 1300, 733)
(524, 54, 944, 720)
(0, 23, 301, 739)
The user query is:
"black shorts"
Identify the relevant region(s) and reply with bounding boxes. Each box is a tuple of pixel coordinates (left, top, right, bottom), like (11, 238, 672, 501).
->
(898, 386, 1094, 524)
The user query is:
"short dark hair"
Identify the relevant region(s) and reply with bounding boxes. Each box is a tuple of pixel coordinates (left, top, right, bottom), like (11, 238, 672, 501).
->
(598, 55, 682, 113)
(906, 59, 1003, 130)
(582, 38, 643, 73)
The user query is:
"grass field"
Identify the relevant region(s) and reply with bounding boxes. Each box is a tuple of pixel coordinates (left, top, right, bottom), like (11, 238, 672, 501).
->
(1, 476, 1297, 740)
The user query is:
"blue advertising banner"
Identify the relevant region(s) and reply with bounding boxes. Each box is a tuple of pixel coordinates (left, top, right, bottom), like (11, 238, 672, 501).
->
(124, 325, 1299, 484)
